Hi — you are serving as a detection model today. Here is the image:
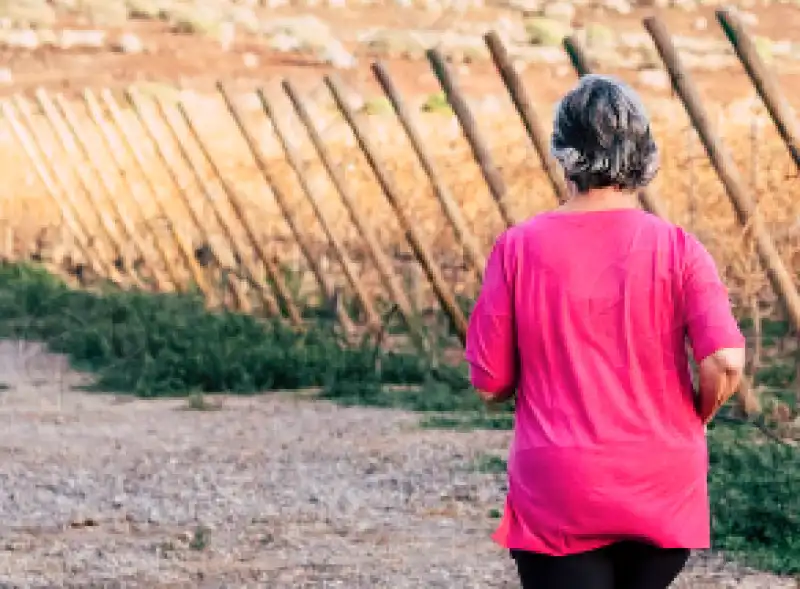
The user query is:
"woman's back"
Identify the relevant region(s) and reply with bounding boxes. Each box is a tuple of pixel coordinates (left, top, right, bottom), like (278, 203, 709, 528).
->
(466, 208, 743, 556)
(510, 208, 698, 449)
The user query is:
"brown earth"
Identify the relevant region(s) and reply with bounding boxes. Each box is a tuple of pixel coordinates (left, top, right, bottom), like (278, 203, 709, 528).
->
(0, 341, 796, 588)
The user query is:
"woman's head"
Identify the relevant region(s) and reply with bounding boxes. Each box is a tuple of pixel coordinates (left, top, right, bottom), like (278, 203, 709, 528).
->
(551, 74, 659, 194)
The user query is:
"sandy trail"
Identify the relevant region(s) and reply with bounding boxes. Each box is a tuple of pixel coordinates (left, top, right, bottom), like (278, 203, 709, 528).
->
(0, 341, 793, 588)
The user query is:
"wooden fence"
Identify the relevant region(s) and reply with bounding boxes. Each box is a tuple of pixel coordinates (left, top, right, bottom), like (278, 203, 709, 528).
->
(0, 12, 799, 364)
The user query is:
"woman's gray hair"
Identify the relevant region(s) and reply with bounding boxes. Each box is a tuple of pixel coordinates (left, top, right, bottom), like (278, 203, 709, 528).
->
(551, 74, 659, 193)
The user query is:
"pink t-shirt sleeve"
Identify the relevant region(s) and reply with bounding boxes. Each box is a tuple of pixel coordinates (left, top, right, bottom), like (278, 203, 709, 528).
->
(465, 232, 517, 396)
(682, 232, 745, 364)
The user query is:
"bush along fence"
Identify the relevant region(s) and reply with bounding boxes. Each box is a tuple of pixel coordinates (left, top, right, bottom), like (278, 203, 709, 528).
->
(0, 12, 799, 409)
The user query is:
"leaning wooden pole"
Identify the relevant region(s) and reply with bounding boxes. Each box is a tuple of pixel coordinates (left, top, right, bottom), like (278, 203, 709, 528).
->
(644, 17, 800, 328)
(49, 92, 171, 291)
(82, 89, 185, 293)
(134, 91, 275, 316)
(0, 101, 108, 281)
(215, 84, 353, 332)
(31, 90, 142, 288)
(102, 90, 218, 305)
(325, 74, 469, 346)
(563, 36, 593, 77)
(371, 61, 486, 280)
(426, 47, 516, 228)
(716, 8, 800, 168)
(561, 36, 669, 219)
(282, 79, 428, 352)
(249, 85, 382, 332)
(484, 31, 569, 204)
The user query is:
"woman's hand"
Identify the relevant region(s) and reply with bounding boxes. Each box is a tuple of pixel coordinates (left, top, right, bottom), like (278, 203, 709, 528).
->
(696, 347, 745, 424)
(476, 387, 515, 406)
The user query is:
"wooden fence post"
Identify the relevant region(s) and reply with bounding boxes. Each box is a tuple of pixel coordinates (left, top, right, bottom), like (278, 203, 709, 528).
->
(325, 74, 469, 346)
(371, 61, 487, 281)
(563, 36, 593, 76)
(283, 79, 428, 352)
(48, 91, 172, 292)
(82, 89, 186, 293)
(0, 100, 110, 281)
(485, 31, 570, 205)
(99, 89, 218, 305)
(130, 89, 280, 316)
(645, 16, 800, 393)
(31, 90, 142, 288)
(214, 84, 352, 331)
(251, 85, 382, 333)
(716, 8, 800, 169)
(426, 47, 516, 228)
(167, 96, 304, 322)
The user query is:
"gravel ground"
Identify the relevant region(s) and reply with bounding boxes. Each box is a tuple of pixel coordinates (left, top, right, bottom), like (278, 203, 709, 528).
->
(0, 341, 794, 589)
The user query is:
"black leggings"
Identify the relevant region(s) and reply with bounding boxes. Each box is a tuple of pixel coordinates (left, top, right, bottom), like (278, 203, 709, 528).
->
(511, 541, 690, 589)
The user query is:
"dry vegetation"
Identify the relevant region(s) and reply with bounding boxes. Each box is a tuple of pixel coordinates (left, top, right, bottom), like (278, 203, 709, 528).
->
(0, 84, 798, 315)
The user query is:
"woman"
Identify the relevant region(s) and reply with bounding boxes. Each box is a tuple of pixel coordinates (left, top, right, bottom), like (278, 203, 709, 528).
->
(464, 74, 746, 589)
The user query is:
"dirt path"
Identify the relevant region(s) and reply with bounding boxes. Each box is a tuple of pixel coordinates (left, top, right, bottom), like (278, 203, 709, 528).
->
(0, 341, 793, 588)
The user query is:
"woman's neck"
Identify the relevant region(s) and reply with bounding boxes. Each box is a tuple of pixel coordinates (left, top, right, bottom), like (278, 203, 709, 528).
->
(559, 187, 640, 213)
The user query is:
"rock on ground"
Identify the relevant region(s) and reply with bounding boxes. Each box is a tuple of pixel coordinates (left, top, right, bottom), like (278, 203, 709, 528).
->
(0, 340, 794, 588)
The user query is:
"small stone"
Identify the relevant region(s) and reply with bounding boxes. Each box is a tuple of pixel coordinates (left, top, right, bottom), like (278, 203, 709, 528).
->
(218, 21, 236, 51)
(4, 29, 40, 50)
(637, 69, 670, 91)
(36, 29, 57, 46)
(242, 52, 259, 68)
(451, 482, 474, 501)
(230, 6, 261, 34)
(59, 29, 106, 50)
(177, 530, 193, 543)
(112, 33, 144, 54)
(267, 32, 301, 53)
(319, 39, 357, 69)
(69, 513, 99, 528)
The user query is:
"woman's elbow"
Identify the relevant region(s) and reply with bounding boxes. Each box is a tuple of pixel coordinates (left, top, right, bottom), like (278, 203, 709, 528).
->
(469, 366, 515, 402)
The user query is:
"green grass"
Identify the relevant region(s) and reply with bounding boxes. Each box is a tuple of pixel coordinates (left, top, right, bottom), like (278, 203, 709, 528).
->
(0, 262, 461, 398)
(0, 262, 796, 575)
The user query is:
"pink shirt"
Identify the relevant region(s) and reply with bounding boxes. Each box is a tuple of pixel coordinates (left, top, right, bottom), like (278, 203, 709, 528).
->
(465, 209, 745, 556)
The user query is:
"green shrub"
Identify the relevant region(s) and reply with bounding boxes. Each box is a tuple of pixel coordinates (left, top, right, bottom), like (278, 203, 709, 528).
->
(524, 17, 570, 47)
(0, 263, 448, 398)
(421, 92, 452, 114)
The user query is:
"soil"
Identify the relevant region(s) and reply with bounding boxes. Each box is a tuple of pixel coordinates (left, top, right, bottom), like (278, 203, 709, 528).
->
(1, 4, 800, 106)
(0, 341, 795, 588)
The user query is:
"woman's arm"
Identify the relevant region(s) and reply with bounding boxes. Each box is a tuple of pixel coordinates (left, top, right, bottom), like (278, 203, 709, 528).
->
(465, 232, 517, 404)
(682, 232, 746, 424)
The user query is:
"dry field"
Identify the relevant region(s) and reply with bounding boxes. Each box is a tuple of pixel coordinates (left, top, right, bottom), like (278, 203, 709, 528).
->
(1, 80, 799, 316)
(0, 1, 798, 316)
